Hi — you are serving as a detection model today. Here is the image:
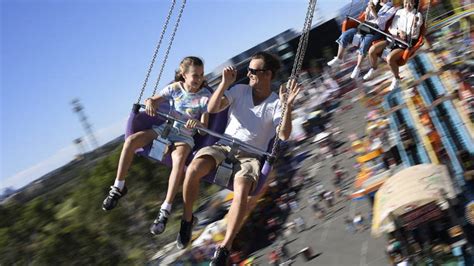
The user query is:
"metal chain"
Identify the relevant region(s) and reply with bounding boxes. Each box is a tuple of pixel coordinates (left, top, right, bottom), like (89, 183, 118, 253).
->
(408, 0, 428, 45)
(424, 0, 431, 27)
(270, 0, 317, 159)
(136, 0, 177, 104)
(348, 0, 354, 18)
(151, 0, 187, 96)
(288, 0, 317, 78)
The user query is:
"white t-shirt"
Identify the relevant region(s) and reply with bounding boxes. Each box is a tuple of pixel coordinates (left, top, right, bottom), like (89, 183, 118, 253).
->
(158, 82, 210, 136)
(388, 8, 423, 40)
(223, 84, 282, 152)
(365, 2, 397, 31)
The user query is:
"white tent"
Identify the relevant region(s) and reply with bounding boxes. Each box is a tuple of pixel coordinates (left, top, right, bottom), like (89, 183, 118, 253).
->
(371, 164, 456, 237)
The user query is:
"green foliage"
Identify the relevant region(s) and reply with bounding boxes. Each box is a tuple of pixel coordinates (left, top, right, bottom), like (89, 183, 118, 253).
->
(0, 143, 219, 264)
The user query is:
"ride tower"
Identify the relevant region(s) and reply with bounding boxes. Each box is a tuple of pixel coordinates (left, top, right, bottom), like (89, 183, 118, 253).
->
(71, 98, 99, 151)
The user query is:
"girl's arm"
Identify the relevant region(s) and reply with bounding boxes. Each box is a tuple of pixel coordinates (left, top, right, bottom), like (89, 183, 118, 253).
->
(365, 1, 377, 19)
(145, 95, 166, 116)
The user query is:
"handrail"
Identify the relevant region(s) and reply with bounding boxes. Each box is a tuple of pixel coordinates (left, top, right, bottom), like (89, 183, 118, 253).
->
(138, 104, 273, 158)
(347, 15, 411, 47)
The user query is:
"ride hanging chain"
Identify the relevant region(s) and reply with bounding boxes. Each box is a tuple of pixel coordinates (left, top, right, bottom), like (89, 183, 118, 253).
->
(136, 0, 187, 104)
(269, 0, 317, 160)
(407, 0, 423, 46)
(136, 0, 176, 104)
(424, 0, 431, 28)
(151, 0, 187, 96)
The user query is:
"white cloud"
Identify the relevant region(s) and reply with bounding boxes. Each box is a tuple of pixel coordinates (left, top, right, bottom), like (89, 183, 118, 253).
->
(1, 117, 127, 191)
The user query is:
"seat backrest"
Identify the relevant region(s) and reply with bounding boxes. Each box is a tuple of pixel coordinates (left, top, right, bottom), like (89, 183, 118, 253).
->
(342, 12, 366, 32)
(399, 24, 425, 66)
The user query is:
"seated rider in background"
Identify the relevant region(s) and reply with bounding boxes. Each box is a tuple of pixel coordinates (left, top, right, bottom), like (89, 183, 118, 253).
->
(328, 0, 396, 79)
(365, 0, 423, 90)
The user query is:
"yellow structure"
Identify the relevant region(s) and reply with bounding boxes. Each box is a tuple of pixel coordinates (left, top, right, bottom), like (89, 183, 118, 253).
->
(352, 148, 391, 199)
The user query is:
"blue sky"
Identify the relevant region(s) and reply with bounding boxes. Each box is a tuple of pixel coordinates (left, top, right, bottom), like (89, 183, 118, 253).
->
(1, 0, 348, 191)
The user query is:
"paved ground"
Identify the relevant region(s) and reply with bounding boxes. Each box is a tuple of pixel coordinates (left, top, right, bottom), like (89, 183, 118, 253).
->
(251, 88, 388, 266)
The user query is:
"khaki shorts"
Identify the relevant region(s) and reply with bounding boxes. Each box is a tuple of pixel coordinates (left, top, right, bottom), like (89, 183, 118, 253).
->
(195, 144, 262, 185)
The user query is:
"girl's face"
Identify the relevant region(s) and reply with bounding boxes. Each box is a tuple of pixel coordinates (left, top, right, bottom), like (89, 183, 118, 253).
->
(182, 65, 204, 92)
(404, 0, 415, 11)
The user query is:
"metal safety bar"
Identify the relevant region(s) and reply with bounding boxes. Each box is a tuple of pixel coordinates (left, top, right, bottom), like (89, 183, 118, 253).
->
(347, 16, 411, 48)
(138, 104, 273, 158)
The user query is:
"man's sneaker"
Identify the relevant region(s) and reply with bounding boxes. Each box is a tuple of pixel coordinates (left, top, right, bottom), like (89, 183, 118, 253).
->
(363, 68, 375, 80)
(176, 215, 197, 249)
(350, 67, 360, 79)
(102, 186, 127, 211)
(388, 77, 400, 91)
(327, 57, 342, 67)
(210, 246, 230, 266)
(150, 209, 169, 235)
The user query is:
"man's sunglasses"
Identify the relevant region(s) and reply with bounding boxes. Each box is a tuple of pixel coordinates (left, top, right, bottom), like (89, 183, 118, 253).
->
(247, 67, 268, 75)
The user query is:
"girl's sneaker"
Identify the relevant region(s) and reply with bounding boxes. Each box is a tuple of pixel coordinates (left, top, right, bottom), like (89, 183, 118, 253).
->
(102, 186, 127, 211)
(150, 209, 170, 235)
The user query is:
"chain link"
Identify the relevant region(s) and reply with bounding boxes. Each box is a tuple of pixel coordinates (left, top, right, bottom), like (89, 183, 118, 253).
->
(270, 0, 317, 159)
(424, 0, 431, 27)
(136, 0, 177, 104)
(151, 0, 187, 96)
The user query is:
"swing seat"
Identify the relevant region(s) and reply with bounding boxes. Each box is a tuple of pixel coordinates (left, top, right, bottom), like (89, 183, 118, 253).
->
(204, 160, 273, 196)
(125, 98, 274, 196)
(125, 102, 172, 165)
(342, 12, 366, 48)
(342, 12, 366, 32)
(397, 25, 425, 66)
(125, 89, 216, 166)
(378, 21, 425, 66)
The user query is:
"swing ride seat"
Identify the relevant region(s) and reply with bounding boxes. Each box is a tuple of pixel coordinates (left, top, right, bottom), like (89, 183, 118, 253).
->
(398, 24, 425, 66)
(342, 12, 366, 32)
(125, 88, 215, 167)
(373, 21, 425, 66)
(124, 0, 314, 198)
(126, 102, 178, 167)
(125, 97, 274, 196)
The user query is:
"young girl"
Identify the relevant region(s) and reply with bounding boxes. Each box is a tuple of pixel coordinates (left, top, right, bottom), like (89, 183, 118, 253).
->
(102, 56, 210, 235)
(365, 0, 423, 90)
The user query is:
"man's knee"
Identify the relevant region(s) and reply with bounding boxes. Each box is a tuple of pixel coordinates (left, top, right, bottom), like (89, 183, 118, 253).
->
(233, 177, 254, 197)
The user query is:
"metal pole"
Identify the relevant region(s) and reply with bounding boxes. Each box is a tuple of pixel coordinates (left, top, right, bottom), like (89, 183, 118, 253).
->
(347, 16, 411, 47)
(139, 104, 273, 157)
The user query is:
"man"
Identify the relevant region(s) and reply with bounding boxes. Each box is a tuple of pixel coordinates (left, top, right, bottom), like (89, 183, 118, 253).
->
(176, 51, 301, 265)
